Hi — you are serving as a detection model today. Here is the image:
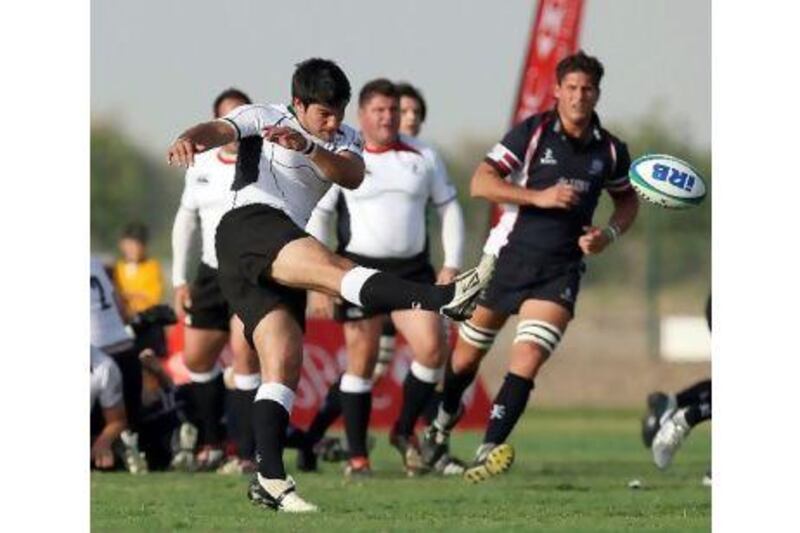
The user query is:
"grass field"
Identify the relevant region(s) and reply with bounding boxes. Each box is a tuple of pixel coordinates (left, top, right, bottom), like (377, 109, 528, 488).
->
(91, 409, 710, 531)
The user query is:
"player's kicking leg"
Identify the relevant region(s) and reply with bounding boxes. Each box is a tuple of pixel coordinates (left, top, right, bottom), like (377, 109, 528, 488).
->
(420, 305, 506, 469)
(270, 237, 492, 322)
(245, 307, 318, 513)
(463, 299, 570, 484)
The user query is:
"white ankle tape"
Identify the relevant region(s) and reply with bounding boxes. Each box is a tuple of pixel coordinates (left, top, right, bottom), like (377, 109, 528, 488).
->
(187, 363, 222, 383)
(340, 267, 379, 306)
(340, 373, 373, 393)
(255, 382, 295, 413)
(410, 361, 443, 384)
(234, 373, 261, 391)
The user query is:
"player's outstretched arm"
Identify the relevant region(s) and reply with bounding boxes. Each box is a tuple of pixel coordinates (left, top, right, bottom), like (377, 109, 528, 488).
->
(470, 161, 578, 209)
(167, 121, 236, 167)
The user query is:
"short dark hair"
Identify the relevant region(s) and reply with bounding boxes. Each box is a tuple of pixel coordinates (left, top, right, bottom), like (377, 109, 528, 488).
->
(358, 78, 398, 108)
(556, 50, 605, 88)
(292, 58, 351, 109)
(213, 88, 252, 118)
(121, 222, 149, 244)
(395, 82, 427, 122)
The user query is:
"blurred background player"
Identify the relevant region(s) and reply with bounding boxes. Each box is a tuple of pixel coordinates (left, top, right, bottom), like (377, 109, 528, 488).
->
(91, 345, 130, 470)
(642, 294, 711, 483)
(306, 79, 465, 477)
(420, 51, 640, 483)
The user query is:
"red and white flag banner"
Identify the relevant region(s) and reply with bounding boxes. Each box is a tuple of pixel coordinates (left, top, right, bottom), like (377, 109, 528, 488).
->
(491, 0, 585, 225)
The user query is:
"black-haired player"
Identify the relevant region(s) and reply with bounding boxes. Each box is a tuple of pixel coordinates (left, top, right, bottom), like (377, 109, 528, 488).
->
(420, 51, 640, 483)
(167, 58, 492, 512)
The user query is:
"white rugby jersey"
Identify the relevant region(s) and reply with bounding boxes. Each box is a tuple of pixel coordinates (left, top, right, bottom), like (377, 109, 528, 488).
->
(90, 257, 134, 352)
(172, 147, 236, 283)
(91, 345, 123, 409)
(307, 135, 463, 265)
(219, 104, 363, 228)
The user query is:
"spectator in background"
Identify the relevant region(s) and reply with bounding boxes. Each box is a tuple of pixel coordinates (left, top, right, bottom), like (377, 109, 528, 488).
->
(114, 222, 173, 358)
(114, 222, 164, 317)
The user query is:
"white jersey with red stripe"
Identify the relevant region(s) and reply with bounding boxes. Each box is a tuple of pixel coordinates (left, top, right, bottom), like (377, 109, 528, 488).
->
(90, 257, 133, 353)
(219, 103, 363, 229)
(176, 147, 237, 270)
(309, 134, 460, 261)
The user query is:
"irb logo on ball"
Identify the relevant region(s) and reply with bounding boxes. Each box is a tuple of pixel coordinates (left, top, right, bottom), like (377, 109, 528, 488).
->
(629, 154, 707, 209)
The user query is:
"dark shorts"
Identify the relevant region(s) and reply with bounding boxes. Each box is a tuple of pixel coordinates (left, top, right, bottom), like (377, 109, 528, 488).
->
(215, 204, 309, 348)
(479, 248, 585, 316)
(334, 250, 436, 322)
(185, 262, 231, 331)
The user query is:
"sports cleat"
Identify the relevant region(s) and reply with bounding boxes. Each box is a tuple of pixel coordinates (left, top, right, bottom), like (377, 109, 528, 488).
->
(196, 445, 226, 472)
(217, 456, 256, 475)
(702, 468, 712, 487)
(420, 404, 464, 468)
(119, 430, 148, 474)
(440, 254, 496, 321)
(343, 456, 372, 479)
(248, 474, 318, 513)
(170, 422, 199, 471)
(652, 409, 691, 470)
(313, 436, 348, 463)
(433, 453, 466, 476)
(389, 431, 428, 477)
(641, 392, 677, 448)
(463, 443, 515, 484)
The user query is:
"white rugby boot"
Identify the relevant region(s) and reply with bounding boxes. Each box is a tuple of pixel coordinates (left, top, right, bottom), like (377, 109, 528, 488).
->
(652, 408, 691, 470)
(248, 474, 318, 513)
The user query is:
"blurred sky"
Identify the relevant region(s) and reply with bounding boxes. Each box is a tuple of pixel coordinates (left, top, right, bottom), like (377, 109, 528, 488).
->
(91, 0, 710, 155)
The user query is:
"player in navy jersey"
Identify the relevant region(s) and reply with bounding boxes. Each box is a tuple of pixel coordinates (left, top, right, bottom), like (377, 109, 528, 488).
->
(419, 51, 641, 483)
(167, 59, 492, 512)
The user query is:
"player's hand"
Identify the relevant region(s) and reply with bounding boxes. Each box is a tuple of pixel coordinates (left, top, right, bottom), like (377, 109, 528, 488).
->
(532, 182, 580, 209)
(91, 439, 115, 469)
(578, 226, 611, 255)
(173, 284, 191, 318)
(262, 126, 311, 153)
(307, 291, 333, 319)
(167, 137, 206, 167)
(436, 267, 460, 285)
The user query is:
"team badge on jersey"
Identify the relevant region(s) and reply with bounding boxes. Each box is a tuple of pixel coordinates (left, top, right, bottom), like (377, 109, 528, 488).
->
(588, 158, 604, 176)
(540, 148, 558, 165)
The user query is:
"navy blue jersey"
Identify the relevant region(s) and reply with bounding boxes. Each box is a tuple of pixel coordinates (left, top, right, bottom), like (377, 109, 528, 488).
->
(483, 109, 632, 263)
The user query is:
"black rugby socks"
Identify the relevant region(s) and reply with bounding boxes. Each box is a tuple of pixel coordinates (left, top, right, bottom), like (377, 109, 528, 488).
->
(483, 373, 534, 445)
(305, 376, 343, 447)
(676, 379, 711, 408)
(252, 382, 295, 479)
(393, 362, 440, 436)
(341, 267, 454, 313)
(339, 374, 373, 458)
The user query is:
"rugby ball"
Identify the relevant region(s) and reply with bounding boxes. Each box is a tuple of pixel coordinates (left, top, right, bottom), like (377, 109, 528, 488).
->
(628, 154, 706, 209)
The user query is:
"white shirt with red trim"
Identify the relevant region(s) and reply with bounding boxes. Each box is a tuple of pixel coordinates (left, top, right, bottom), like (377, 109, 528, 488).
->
(307, 134, 463, 266)
(219, 104, 363, 229)
(172, 147, 237, 282)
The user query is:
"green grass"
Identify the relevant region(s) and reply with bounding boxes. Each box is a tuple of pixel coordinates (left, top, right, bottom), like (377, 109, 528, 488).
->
(91, 409, 710, 532)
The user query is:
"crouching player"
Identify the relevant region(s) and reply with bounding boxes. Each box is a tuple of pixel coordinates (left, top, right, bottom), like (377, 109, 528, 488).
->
(420, 51, 640, 483)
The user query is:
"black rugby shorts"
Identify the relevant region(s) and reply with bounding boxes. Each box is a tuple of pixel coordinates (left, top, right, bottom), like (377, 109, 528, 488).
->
(215, 204, 309, 348)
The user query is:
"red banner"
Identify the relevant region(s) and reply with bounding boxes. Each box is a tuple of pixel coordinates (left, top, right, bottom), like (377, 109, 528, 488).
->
(491, 0, 585, 226)
(166, 320, 492, 429)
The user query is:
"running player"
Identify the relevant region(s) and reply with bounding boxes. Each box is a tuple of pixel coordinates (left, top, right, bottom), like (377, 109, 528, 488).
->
(166, 58, 491, 512)
(305, 79, 465, 477)
(643, 294, 711, 483)
(419, 51, 640, 483)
